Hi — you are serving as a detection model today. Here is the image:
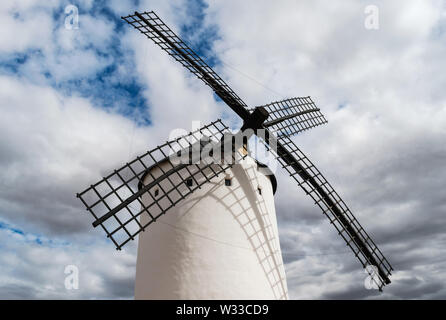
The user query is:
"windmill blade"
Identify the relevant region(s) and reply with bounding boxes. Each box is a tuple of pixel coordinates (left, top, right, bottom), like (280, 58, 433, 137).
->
(122, 11, 251, 121)
(260, 132, 393, 290)
(254, 97, 327, 139)
(76, 120, 245, 250)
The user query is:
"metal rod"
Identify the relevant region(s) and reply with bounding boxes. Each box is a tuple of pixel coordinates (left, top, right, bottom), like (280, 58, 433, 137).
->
(263, 108, 321, 127)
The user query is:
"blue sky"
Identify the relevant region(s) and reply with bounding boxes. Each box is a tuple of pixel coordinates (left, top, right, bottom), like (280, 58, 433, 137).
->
(0, 0, 222, 126)
(5, 2, 149, 124)
(1, 0, 446, 299)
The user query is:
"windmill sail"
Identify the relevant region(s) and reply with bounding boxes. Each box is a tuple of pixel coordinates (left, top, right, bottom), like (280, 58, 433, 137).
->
(257, 97, 327, 139)
(122, 11, 251, 121)
(77, 120, 245, 250)
(79, 9, 395, 291)
(260, 132, 393, 290)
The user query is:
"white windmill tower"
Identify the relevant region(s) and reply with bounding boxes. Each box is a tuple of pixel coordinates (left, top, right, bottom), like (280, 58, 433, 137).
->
(76, 11, 393, 299)
(134, 144, 288, 299)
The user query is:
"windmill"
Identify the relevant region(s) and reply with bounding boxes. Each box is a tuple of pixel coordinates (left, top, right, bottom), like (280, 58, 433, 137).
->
(76, 11, 393, 299)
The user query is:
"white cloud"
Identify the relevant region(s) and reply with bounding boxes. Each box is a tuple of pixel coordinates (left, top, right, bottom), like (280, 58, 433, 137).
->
(0, 224, 136, 299)
(0, 2, 56, 53)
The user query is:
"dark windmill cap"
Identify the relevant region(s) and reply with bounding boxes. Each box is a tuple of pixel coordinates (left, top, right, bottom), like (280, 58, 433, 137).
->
(138, 136, 277, 194)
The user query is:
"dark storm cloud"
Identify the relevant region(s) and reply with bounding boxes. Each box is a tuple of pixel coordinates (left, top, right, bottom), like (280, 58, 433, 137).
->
(0, 284, 40, 299)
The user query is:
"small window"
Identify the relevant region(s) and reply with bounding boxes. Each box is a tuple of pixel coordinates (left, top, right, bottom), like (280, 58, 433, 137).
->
(154, 189, 159, 197)
(257, 187, 262, 195)
(225, 178, 232, 186)
(186, 179, 193, 187)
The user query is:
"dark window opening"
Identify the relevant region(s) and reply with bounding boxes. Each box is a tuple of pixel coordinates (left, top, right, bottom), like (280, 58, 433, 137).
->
(258, 187, 262, 195)
(186, 179, 193, 187)
(154, 189, 159, 197)
(225, 178, 232, 186)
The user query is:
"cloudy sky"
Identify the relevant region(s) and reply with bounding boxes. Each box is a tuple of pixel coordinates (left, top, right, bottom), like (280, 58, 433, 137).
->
(1, 0, 445, 299)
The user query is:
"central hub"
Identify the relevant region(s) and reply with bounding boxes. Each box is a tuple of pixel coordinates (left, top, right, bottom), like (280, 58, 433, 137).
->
(241, 107, 270, 131)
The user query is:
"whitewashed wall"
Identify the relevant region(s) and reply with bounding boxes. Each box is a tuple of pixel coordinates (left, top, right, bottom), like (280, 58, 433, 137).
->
(135, 156, 288, 300)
